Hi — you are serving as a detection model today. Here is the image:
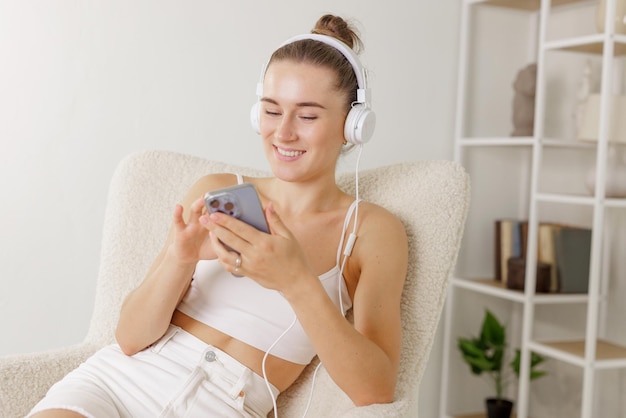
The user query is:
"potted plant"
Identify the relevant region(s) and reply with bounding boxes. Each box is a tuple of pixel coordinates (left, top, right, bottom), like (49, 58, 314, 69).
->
(457, 309, 547, 418)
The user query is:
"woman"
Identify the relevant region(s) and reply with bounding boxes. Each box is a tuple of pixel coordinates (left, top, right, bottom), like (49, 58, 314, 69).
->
(29, 14, 408, 418)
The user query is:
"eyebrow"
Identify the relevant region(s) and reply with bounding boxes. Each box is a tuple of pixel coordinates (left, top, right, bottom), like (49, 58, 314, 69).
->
(261, 97, 327, 109)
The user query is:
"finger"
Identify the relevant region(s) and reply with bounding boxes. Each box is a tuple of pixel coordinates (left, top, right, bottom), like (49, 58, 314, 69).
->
(233, 253, 244, 275)
(265, 202, 288, 236)
(208, 230, 234, 257)
(209, 231, 241, 272)
(188, 196, 206, 223)
(209, 211, 258, 243)
(172, 204, 186, 231)
(210, 221, 248, 256)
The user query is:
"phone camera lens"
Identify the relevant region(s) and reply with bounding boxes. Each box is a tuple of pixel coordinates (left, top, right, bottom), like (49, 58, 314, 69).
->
(224, 202, 235, 214)
(210, 200, 220, 209)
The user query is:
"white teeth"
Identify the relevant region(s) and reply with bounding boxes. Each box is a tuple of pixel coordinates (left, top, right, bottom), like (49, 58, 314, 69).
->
(277, 147, 304, 157)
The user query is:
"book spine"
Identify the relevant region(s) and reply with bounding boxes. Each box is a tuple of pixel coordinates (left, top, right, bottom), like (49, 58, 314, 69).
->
(495, 220, 502, 282)
(500, 220, 513, 286)
(538, 223, 561, 293)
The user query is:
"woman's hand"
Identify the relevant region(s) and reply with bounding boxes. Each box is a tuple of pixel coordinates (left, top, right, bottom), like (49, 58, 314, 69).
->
(202, 203, 313, 292)
(170, 196, 217, 264)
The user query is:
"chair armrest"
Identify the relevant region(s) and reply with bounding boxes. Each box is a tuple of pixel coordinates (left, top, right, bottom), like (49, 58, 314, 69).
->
(0, 343, 98, 418)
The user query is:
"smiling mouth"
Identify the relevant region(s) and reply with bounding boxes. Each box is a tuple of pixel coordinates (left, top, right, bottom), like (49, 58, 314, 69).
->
(275, 146, 305, 157)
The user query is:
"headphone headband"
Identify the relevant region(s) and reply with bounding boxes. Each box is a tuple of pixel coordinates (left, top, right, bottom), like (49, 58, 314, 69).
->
(278, 34, 370, 104)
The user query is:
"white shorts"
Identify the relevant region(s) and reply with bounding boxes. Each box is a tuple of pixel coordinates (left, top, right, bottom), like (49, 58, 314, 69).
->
(28, 325, 279, 418)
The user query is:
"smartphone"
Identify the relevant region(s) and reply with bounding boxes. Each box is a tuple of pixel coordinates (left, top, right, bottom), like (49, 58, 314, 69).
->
(203, 183, 269, 234)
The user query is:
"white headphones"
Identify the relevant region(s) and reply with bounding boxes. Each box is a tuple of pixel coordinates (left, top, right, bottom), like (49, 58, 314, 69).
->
(250, 33, 376, 145)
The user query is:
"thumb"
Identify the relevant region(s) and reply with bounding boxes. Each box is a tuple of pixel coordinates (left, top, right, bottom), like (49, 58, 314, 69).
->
(265, 202, 288, 236)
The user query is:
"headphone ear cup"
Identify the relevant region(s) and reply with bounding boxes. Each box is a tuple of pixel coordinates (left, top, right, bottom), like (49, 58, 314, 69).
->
(250, 102, 261, 134)
(344, 104, 376, 145)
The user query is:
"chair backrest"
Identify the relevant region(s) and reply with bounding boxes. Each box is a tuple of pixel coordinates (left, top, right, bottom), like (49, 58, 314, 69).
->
(86, 150, 469, 417)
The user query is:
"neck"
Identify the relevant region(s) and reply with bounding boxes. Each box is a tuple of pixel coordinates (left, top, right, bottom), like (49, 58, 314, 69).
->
(266, 177, 346, 217)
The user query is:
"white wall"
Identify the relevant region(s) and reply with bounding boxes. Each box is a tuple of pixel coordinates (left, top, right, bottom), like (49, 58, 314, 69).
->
(0, 1, 461, 417)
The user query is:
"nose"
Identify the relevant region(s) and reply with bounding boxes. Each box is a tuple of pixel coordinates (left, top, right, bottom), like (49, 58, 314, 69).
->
(275, 115, 296, 141)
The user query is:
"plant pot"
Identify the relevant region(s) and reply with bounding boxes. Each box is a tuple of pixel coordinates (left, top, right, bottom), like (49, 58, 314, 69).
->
(485, 398, 514, 418)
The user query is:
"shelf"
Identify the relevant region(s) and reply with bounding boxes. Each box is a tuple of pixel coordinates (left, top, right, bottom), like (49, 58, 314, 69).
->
(545, 34, 626, 56)
(528, 340, 626, 368)
(458, 137, 599, 148)
(453, 414, 519, 418)
(459, 136, 534, 146)
(606, 197, 626, 208)
(452, 278, 590, 304)
(453, 414, 488, 418)
(536, 192, 626, 206)
(453, 278, 526, 302)
(474, 0, 584, 11)
(445, 3, 625, 417)
(535, 192, 595, 205)
(542, 138, 596, 148)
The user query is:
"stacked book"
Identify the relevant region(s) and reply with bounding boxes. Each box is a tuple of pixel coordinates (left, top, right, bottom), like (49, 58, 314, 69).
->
(494, 219, 592, 293)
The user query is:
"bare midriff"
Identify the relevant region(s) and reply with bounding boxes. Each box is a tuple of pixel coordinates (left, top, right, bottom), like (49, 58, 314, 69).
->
(170, 310, 306, 392)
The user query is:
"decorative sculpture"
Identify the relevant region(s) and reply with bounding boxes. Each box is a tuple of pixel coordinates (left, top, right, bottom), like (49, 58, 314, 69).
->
(511, 63, 537, 137)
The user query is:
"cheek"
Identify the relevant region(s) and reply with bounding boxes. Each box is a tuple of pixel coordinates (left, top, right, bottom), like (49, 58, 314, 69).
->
(258, 116, 276, 137)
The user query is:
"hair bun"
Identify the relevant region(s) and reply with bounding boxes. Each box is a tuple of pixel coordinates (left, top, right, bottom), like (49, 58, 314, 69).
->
(312, 14, 362, 54)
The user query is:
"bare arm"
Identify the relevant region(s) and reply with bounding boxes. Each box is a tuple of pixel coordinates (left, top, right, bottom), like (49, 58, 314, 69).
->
(115, 174, 236, 355)
(205, 202, 407, 405)
(282, 207, 407, 405)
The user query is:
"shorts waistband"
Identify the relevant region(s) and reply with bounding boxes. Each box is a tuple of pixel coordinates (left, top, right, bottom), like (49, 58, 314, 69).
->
(160, 325, 280, 411)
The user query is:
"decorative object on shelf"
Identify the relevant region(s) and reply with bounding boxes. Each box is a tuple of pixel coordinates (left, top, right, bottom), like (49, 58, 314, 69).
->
(458, 310, 547, 418)
(537, 222, 563, 293)
(578, 94, 626, 144)
(586, 146, 626, 197)
(511, 63, 537, 137)
(506, 257, 551, 293)
(596, 0, 626, 34)
(494, 219, 528, 283)
(574, 60, 593, 139)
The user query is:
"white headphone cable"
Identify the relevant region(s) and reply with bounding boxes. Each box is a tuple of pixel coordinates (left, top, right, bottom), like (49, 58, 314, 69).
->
(338, 143, 363, 313)
(263, 315, 297, 418)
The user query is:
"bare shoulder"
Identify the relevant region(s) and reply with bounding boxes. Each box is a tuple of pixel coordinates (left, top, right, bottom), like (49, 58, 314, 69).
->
(357, 201, 407, 243)
(350, 201, 408, 288)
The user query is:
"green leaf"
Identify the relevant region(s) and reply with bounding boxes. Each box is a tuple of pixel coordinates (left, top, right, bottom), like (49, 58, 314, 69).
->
(462, 355, 494, 374)
(510, 349, 547, 381)
(481, 310, 506, 346)
(530, 351, 546, 368)
(530, 370, 547, 380)
(458, 338, 483, 357)
(490, 346, 504, 370)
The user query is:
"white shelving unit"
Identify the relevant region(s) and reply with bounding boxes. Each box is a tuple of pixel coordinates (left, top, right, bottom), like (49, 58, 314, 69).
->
(440, 1, 626, 417)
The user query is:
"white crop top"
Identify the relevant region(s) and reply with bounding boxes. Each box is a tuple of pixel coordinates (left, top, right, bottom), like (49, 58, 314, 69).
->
(177, 175, 356, 365)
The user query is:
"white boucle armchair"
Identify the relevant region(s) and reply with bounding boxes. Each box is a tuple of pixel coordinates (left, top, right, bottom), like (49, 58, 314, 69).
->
(0, 150, 469, 418)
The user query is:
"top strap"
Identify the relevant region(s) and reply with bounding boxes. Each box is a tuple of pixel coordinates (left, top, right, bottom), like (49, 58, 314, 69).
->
(335, 200, 361, 265)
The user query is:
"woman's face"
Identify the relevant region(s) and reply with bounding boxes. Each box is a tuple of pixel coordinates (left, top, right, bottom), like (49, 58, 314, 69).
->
(259, 60, 348, 183)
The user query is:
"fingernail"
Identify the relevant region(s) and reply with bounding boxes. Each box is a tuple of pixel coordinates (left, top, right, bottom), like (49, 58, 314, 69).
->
(199, 215, 209, 224)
